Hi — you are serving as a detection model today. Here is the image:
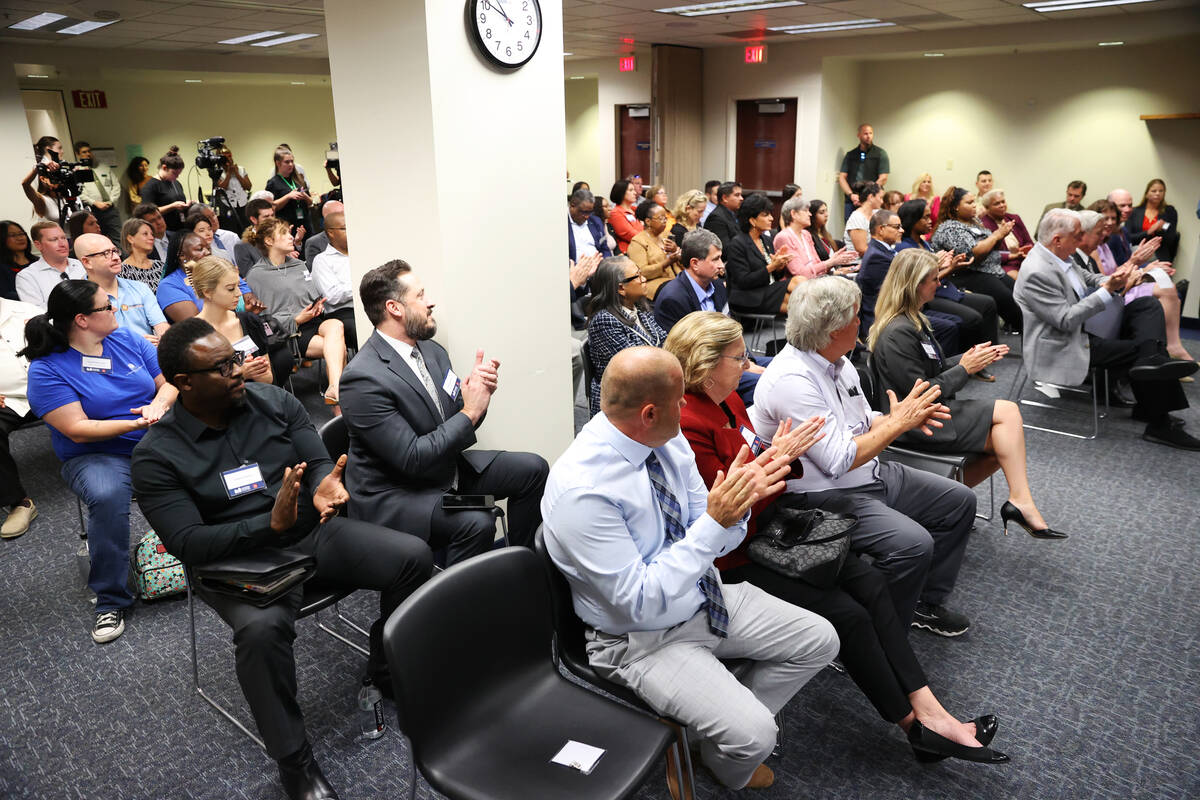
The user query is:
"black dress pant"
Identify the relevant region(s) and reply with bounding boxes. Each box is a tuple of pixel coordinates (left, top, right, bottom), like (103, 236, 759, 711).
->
(926, 291, 999, 348)
(0, 406, 36, 507)
(1088, 296, 1188, 421)
(428, 451, 549, 566)
(723, 554, 927, 723)
(197, 518, 432, 760)
(947, 270, 1021, 332)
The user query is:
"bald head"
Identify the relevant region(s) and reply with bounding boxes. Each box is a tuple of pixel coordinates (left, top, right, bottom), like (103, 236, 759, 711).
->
(73, 233, 113, 260)
(325, 211, 347, 252)
(322, 200, 345, 218)
(601, 347, 685, 446)
(1107, 189, 1133, 221)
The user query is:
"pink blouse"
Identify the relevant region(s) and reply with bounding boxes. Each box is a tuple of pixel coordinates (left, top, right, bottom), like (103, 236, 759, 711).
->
(774, 227, 826, 278)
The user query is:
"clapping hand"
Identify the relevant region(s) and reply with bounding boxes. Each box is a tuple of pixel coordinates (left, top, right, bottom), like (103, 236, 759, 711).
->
(886, 379, 951, 437)
(243, 353, 271, 382)
(1130, 236, 1161, 266)
(313, 454, 349, 524)
(770, 415, 826, 460)
(706, 445, 787, 527)
(569, 252, 602, 289)
(270, 462, 305, 533)
(958, 342, 1006, 375)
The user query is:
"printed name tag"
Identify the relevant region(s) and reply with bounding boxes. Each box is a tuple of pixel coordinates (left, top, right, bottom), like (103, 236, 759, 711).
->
(221, 463, 267, 499)
(921, 342, 939, 360)
(262, 322, 274, 337)
(81, 356, 112, 374)
(232, 335, 259, 355)
(740, 425, 769, 456)
(442, 369, 461, 400)
(303, 272, 313, 281)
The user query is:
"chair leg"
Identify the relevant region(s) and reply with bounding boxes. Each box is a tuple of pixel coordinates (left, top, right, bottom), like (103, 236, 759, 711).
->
(773, 710, 785, 757)
(314, 607, 371, 656)
(333, 601, 371, 638)
(676, 726, 697, 799)
(407, 736, 420, 800)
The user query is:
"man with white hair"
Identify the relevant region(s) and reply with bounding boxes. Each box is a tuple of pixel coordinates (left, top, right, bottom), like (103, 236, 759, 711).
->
(1014, 208, 1198, 450)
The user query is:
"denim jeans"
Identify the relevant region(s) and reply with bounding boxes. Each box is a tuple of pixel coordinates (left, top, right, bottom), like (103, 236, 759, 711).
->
(62, 453, 135, 612)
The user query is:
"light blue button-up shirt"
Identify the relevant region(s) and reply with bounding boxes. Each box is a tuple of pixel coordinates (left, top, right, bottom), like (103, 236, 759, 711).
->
(541, 413, 746, 635)
(684, 271, 717, 312)
(749, 344, 881, 492)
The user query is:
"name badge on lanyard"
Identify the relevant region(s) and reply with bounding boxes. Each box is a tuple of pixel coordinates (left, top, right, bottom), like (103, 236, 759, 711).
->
(81, 355, 113, 374)
(221, 462, 267, 498)
(232, 335, 259, 356)
(740, 425, 770, 456)
(921, 342, 939, 360)
(442, 369, 461, 401)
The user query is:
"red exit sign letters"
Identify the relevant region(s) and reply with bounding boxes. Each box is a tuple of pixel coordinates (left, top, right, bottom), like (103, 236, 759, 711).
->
(619, 56, 636, 72)
(72, 90, 107, 109)
(744, 45, 766, 64)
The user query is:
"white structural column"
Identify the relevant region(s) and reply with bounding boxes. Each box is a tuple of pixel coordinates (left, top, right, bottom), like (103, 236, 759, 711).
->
(325, 0, 574, 463)
(0, 65, 36, 225)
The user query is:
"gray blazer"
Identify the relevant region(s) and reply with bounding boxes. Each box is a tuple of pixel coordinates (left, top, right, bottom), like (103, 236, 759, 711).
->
(1013, 244, 1112, 386)
(339, 331, 500, 538)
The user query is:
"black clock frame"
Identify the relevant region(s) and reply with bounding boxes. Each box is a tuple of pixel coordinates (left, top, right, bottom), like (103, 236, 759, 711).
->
(464, 0, 543, 71)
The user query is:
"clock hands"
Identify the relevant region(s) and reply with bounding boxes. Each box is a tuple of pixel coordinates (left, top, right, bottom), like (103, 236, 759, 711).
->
(483, 0, 514, 27)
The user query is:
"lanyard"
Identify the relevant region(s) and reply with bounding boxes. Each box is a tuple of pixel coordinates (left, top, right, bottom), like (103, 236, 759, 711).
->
(280, 175, 298, 192)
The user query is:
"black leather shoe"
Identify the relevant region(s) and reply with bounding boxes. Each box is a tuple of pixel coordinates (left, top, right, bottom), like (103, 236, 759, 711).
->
(1129, 354, 1200, 382)
(1143, 424, 1200, 451)
(1000, 501, 1068, 540)
(908, 720, 1010, 764)
(1131, 409, 1184, 428)
(278, 741, 339, 800)
(1108, 381, 1137, 408)
(912, 715, 1000, 762)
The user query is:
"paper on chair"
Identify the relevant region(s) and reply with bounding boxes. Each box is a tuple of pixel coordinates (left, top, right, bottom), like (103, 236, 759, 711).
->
(551, 740, 606, 775)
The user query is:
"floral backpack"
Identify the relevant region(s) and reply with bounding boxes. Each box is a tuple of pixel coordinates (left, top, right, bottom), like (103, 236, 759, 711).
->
(132, 530, 187, 600)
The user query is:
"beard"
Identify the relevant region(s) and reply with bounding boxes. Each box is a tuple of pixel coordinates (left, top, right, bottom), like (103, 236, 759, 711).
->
(404, 313, 436, 341)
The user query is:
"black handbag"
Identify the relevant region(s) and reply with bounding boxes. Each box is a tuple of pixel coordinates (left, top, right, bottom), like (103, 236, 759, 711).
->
(193, 550, 316, 608)
(746, 496, 856, 589)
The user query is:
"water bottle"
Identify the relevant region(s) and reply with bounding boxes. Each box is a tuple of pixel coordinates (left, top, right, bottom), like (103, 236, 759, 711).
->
(357, 677, 386, 740)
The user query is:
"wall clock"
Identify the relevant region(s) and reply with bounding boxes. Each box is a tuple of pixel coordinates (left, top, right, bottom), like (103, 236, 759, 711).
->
(467, 0, 542, 70)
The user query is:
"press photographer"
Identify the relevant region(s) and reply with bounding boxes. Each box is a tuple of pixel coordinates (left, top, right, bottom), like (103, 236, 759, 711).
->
(195, 137, 248, 233)
(216, 144, 252, 231)
(75, 141, 121, 245)
(19, 136, 93, 223)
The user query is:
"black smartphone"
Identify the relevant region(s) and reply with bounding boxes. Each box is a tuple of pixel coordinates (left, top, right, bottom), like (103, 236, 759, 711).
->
(441, 494, 494, 511)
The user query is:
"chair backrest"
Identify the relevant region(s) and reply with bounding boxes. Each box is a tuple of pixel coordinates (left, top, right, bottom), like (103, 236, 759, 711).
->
(382, 548, 554, 748)
(318, 415, 349, 460)
(582, 338, 595, 391)
(532, 526, 590, 669)
(856, 356, 879, 410)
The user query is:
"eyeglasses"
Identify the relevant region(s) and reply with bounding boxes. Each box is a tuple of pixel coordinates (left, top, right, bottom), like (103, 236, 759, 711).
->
(87, 302, 114, 314)
(81, 247, 120, 260)
(620, 273, 646, 284)
(180, 351, 246, 378)
(721, 351, 749, 365)
(883, 223, 903, 230)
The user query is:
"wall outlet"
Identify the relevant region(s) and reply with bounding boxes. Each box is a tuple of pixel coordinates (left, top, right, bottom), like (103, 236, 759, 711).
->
(946, 159, 953, 170)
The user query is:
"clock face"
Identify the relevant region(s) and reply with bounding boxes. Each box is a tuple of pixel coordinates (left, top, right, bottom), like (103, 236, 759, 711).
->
(470, 0, 541, 69)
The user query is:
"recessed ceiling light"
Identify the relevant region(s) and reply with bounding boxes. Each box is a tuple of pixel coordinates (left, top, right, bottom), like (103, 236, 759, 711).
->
(769, 19, 895, 33)
(1097, 40, 1124, 46)
(8, 12, 67, 31)
(57, 20, 119, 35)
(252, 33, 319, 47)
(568, 75, 586, 79)
(26, 74, 50, 79)
(218, 30, 283, 45)
(290, 81, 306, 85)
(656, 0, 802, 16)
(563, 52, 574, 56)
(1024, 0, 1155, 11)
(924, 52, 944, 57)
(185, 79, 202, 83)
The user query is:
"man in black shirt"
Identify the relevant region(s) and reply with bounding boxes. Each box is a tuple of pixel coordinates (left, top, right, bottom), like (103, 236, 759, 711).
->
(132, 319, 432, 800)
(837, 123, 890, 221)
(702, 180, 743, 251)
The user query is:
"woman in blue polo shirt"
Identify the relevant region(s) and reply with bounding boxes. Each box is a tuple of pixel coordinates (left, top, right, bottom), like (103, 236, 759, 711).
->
(23, 280, 176, 645)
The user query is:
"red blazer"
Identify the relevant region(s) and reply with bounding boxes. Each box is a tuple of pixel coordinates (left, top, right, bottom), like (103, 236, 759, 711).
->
(608, 204, 643, 254)
(680, 389, 776, 571)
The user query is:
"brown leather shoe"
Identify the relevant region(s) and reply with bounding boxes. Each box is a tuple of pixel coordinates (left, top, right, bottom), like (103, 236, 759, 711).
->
(745, 762, 775, 789)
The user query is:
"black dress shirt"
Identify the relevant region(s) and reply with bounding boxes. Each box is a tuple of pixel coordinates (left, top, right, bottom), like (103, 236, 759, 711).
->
(131, 382, 334, 565)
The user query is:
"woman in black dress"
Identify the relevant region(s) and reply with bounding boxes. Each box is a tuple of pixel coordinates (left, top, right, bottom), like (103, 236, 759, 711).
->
(724, 192, 801, 315)
(139, 147, 188, 231)
(265, 147, 313, 236)
(867, 248, 1065, 539)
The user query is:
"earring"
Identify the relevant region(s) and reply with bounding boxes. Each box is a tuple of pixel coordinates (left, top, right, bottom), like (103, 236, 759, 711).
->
(702, 377, 714, 390)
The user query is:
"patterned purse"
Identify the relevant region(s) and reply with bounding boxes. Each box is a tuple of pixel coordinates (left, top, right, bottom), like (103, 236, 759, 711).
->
(746, 497, 857, 589)
(132, 530, 187, 600)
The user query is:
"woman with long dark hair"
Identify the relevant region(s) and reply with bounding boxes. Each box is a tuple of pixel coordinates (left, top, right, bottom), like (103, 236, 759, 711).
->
(139, 146, 188, 231)
(0, 221, 34, 300)
(724, 192, 801, 314)
(123, 156, 151, 213)
(1126, 178, 1179, 263)
(23, 279, 176, 644)
(584, 255, 666, 415)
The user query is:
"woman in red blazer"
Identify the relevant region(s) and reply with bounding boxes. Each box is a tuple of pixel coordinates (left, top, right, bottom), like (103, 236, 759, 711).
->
(665, 311, 1007, 765)
(607, 179, 643, 254)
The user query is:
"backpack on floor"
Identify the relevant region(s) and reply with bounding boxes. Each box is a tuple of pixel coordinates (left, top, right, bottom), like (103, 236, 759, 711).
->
(132, 530, 186, 600)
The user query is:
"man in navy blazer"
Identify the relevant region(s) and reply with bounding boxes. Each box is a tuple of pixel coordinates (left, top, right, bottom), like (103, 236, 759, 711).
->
(567, 189, 612, 263)
(1106, 188, 1134, 264)
(702, 181, 743, 250)
(339, 260, 548, 565)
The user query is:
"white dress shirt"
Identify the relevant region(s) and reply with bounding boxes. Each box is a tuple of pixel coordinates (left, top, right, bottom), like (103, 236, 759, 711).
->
(214, 227, 241, 256)
(749, 344, 881, 493)
(311, 245, 353, 310)
(15, 258, 87, 309)
(0, 298, 41, 416)
(541, 412, 746, 635)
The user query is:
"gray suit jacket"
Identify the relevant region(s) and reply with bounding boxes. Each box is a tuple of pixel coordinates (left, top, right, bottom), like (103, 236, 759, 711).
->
(339, 331, 500, 538)
(1013, 243, 1112, 386)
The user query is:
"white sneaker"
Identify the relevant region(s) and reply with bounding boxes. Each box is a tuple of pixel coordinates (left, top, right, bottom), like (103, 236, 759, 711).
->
(0, 500, 36, 539)
(92, 610, 125, 643)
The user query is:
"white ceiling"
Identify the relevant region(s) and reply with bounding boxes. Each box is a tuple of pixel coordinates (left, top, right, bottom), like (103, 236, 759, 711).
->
(0, 0, 1195, 62)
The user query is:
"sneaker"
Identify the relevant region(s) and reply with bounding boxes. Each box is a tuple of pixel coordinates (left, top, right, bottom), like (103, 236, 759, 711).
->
(92, 609, 125, 643)
(911, 602, 970, 637)
(0, 499, 36, 539)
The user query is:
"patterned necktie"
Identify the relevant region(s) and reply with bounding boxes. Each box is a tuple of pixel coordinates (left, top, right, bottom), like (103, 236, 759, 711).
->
(645, 451, 728, 637)
(410, 346, 444, 421)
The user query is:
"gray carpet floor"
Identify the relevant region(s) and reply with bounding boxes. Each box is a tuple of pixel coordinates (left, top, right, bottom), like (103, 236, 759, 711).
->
(2, 342, 1198, 800)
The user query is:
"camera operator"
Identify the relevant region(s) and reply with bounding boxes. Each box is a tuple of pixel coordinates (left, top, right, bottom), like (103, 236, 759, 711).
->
(141, 146, 189, 231)
(75, 141, 121, 246)
(216, 146, 251, 231)
(20, 137, 65, 222)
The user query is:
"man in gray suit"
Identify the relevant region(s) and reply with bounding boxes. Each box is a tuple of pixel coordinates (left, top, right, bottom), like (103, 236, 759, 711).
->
(1014, 208, 1199, 450)
(339, 259, 549, 565)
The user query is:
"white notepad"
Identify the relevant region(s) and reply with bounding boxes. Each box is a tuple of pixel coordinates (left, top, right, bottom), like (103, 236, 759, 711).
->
(551, 740, 606, 775)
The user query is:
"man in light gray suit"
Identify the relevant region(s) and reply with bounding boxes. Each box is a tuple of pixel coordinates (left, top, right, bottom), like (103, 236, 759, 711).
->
(339, 259, 548, 565)
(1014, 208, 1199, 450)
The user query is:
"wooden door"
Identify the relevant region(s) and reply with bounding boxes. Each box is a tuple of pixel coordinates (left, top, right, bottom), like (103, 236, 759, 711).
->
(617, 105, 651, 183)
(734, 98, 797, 219)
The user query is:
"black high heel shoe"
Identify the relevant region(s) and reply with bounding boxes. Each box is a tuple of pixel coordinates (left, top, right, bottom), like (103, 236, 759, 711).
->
(908, 720, 1010, 764)
(1000, 501, 1069, 540)
(912, 715, 999, 762)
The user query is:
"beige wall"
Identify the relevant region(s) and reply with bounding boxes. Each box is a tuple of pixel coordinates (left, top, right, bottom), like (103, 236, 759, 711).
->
(563, 54, 651, 191)
(859, 40, 1200, 313)
(564, 76, 600, 194)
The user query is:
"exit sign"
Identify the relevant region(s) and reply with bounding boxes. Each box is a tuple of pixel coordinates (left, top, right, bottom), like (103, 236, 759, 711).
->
(619, 56, 636, 72)
(745, 45, 767, 64)
(72, 90, 107, 109)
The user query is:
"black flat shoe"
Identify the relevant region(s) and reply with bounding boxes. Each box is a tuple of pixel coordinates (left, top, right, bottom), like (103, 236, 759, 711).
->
(1000, 501, 1068, 540)
(279, 741, 340, 800)
(908, 720, 1010, 764)
(913, 715, 1000, 762)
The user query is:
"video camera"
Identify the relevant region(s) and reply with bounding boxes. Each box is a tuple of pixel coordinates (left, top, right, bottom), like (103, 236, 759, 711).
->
(195, 136, 227, 180)
(36, 160, 93, 198)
